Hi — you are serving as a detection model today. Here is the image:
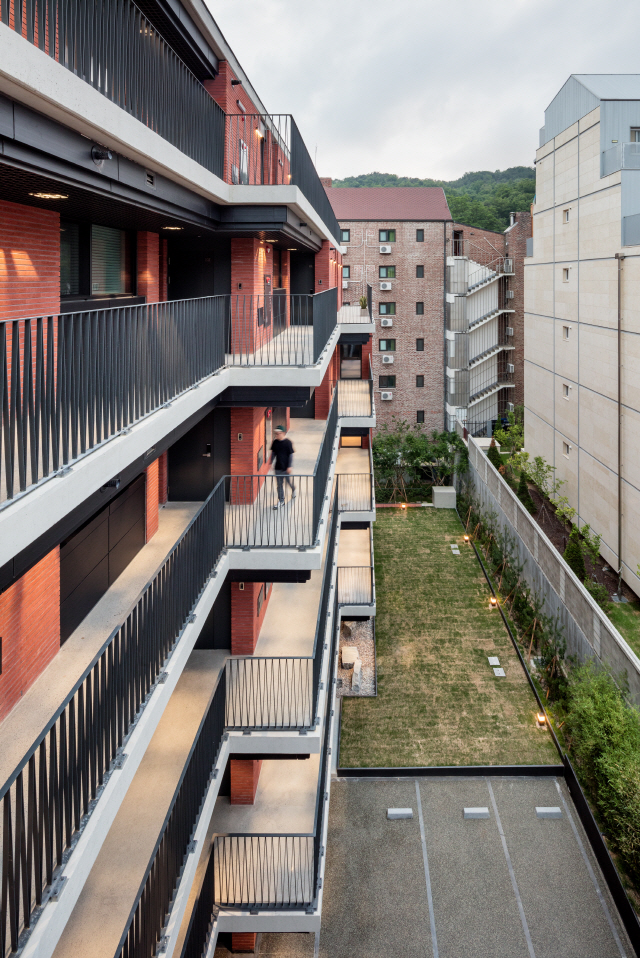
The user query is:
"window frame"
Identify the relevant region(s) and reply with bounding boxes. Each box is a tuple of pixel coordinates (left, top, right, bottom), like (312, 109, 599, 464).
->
(340, 228, 351, 243)
(563, 325, 570, 340)
(342, 265, 351, 278)
(379, 229, 396, 243)
(379, 375, 396, 388)
(379, 265, 396, 278)
(416, 411, 425, 424)
(416, 265, 424, 278)
(416, 302, 424, 315)
(379, 302, 396, 315)
(416, 229, 424, 242)
(416, 338, 424, 351)
(379, 339, 396, 352)
(416, 375, 424, 388)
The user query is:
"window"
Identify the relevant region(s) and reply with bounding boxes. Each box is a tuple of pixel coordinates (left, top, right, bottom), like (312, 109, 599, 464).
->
(563, 268, 570, 282)
(417, 411, 425, 424)
(341, 229, 350, 243)
(60, 221, 80, 296)
(379, 229, 396, 242)
(452, 229, 463, 256)
(563, 441, 570, 457)
(563, 383, 570, 398)
(416, 229, 424, 242)
(379, 375, 396, 388)
(416, 338, 424, 351)
(416, 302, 424, 315)
(342, 265, 350, 278)
(379, 302, 396, 315)
(90, 225, 133, 297)
(416, 375, 424, 387)
(343, 302, 350, 306)
(563, 325, 570, 339)
(379, 265, 396, 278)
(416, 265, 424, 278)
(379, 339, 396, 351)
(563, 209, 570, 223)
(632, 129, 640, 142)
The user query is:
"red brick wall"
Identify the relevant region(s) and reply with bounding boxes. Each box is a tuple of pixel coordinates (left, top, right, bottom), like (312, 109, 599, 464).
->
(503, 213, 530, 408)
(340, 219, 446, 433)
(230, 933, 257, 954)
(145, 458, 160, 542)
(315, 344, 339, 419)
(361, 337, 372, 379)
(158, 450, 168, 505)
(137, 231, 160, 303)
(0, 548, 60, 722)
(230, 759, 263, 805)
(0, 199, 60, 321)
(160, 238, 168, 302)
(230, 581, 271, 655)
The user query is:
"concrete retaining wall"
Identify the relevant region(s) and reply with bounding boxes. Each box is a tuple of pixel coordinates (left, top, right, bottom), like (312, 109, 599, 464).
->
(462, 437, 640, 705)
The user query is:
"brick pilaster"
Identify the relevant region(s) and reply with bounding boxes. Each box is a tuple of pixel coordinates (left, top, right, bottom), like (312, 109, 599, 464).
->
(231, 933, 258, 953)
(137, 231, 160, 302)
(145, 459, 160, 542)
(230, 759, 262, 805)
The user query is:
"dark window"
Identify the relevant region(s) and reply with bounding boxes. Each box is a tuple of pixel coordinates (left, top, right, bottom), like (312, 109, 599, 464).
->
(341, 229, 350, 243)
(416, 265, 424, 278)
(416, 338, 424, 351)
(60, 221, 80, 296)
(416, 302, 424, 315)
(379, 302, 396, 315)
(379, 229, 396, 242)
(416, 229, 424, 242)
(91, 225, 133, 296)
(379, 265, 396, 278)
(379, 339, 396, 351)
(417, 411, 425, 424)
(257, 583, 265, 616)
(343, 302, 350, 306)
(379, 375, 396, 388)
(453, 230, 463, 256)
(343, 265, 350, 278)
(416, 375, 424, 387)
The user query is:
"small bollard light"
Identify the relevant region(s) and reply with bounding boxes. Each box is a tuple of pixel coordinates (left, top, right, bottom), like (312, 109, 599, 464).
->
(536, 712, 547, 727)
(464, 534, 470, 543)
(401, 502, 407, 510)
(490, 596, 498, 608)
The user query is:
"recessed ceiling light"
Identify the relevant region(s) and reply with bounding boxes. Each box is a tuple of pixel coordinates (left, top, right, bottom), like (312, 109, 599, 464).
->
(264, 239, 277, 243)
(162, 226, 182, 230)
(30, 192, 68, 200)
(287, 248, 297, 251)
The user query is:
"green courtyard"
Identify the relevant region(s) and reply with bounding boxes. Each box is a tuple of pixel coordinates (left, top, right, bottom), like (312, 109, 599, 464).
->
(339, 507, 559, 768)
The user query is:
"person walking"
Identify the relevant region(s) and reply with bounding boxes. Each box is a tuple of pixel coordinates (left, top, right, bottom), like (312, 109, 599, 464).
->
(270, 425, 296, 508)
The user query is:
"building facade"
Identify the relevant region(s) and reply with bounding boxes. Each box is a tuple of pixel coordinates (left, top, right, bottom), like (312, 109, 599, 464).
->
(525, 74, 640, 597)
(0, 4, 375, 957)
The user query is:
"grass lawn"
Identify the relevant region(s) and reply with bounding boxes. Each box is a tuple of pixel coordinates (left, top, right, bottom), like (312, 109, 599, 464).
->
(606, 598, 640, 659)
(339, 508, 559, 768)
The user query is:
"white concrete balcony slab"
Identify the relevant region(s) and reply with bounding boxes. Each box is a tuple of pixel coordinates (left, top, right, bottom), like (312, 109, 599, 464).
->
(335, 447, 375, 523)
(337, 304, 374, 335)
(337, 379, 375, 427)
(337, 525, 375, 616)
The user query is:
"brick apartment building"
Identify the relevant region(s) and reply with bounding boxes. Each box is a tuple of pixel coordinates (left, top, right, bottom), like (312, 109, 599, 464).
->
(0, 4, 375, 957)
(324, 182, 529, 436)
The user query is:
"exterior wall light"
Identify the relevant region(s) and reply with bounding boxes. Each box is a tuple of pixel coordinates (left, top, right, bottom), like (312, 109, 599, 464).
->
(30, 192, 68, 200)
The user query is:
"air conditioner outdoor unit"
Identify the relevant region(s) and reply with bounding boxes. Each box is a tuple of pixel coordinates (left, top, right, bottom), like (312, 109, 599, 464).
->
(507, 363, 515, 373)
(504, 258, 514, 272)
(380, 245, 392, 254)
(382, 354, 394, 364)
(506, 326, 514, 336)
(381, 318, 393, 327)
(506, 290, 515, 299)
(507, 402, 515, 412)
(380, 282, 392, 291)
(381, 391, 393, 401)
(342, 280, 349, 289)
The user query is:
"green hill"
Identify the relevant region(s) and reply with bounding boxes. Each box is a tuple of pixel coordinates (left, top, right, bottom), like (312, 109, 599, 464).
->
(331, 168, 535, 232)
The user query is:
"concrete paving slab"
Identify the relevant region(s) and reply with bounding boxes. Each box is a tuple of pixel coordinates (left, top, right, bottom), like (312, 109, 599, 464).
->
(335, 447, 370, 475)
(0, 502, 201, 786)
(463, 807, 490, 819)
(337, 528, 371, 566)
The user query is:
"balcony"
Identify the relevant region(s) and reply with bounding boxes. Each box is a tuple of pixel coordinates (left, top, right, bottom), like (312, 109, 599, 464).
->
(336, 379, 375, 425)
(0, 291, 338, 509)
(336, 285, 374, 334)
(602, 141, 640, 176)
(336, 445, 375, 522)
(337, 523, 375, 615)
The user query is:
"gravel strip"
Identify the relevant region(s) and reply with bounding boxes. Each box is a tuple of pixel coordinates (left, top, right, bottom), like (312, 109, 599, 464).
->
(338, 619, 375, 696)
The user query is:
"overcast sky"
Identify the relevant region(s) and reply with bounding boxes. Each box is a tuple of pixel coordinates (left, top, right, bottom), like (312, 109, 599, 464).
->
(205, 0, 640, 182)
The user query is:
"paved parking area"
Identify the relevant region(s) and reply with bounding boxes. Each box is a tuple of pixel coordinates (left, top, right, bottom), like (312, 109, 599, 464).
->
(318, 777, 632, 958)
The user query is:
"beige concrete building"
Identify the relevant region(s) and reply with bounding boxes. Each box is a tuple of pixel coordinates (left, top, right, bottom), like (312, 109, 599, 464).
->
(525, 75, 640, 595)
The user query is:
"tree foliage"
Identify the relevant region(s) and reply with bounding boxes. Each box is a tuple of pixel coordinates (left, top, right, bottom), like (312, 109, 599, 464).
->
(493, 405, 524, 457)
(372, 419, 467, 502)
(564, 527, 586, 582)
(332, 168, 536, 231)
(486, 438, 503, 471)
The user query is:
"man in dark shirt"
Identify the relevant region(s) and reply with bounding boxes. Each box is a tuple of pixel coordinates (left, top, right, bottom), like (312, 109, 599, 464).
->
(270, 425, 296, 508)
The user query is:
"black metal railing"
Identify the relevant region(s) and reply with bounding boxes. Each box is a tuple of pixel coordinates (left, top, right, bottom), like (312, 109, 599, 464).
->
(313, 389, 338, 538)
(115, 671, 226, 958)
(0, 291, 338, 506)
(337, 473, 373, 513)
(335, 380, 373, 418)
(0, 0, 225, 176)
(0, 482, 225, 956)
(337, 566, 374, 605)
(468, 370, 514, 404)
(224, 115, 340, 240)
(366, 283, 373, 320)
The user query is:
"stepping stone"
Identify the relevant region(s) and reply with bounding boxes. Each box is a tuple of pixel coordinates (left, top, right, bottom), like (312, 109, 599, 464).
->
(464, 807, 490, 819)
(536, 807, 562, 819)
(341, 647, 359, 669)
(388, 808, 413, 820)
(493, 667, 505, 677)
(352, 659, 362, 691)
(488, 656, 500, 666)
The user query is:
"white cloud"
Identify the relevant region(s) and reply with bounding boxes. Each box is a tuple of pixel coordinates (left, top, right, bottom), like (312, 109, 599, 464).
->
(206, 0, 640, 180)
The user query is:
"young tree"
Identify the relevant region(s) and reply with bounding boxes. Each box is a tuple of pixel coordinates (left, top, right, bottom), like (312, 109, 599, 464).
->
(564, 527, 586, 581)
(493, 405, 524, 457)
(517, 471, 536, 513)
(486, 438, 503, 471)
(372, 420, 467, 500)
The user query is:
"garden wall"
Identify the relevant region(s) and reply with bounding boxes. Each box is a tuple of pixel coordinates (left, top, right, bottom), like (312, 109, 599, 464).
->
(463, 437, 640, 706)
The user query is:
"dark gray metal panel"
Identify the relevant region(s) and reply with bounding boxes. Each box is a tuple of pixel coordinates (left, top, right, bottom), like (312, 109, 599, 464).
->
(602, 101, 640, 159)
(217, 386, 313, 406)
(13, 103, 120, 177)
(543, 76, 600, 142)
(195, 578, 230, 650)
(0, 95, 14, 139)
(339, 333, 370, 345)
(117, 155, 214, 217)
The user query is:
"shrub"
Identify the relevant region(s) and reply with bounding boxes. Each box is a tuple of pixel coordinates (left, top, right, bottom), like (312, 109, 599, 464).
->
(584, 578, 610, 610)
(486, 439, 503, 472)
(564, 527, 586, 581)
(517, 471, 536, 513)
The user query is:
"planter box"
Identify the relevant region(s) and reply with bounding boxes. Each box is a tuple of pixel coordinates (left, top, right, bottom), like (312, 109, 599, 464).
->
(433, 486, 457, 509)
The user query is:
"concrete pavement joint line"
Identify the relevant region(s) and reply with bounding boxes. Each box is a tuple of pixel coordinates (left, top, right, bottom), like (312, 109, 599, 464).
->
(485, 779, 536, 958)
(415, 781, 439, 958)
(553, 779, 627, 958)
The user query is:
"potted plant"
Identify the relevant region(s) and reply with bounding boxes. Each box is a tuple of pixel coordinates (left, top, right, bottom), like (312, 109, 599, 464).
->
(359, 294, 368, 317)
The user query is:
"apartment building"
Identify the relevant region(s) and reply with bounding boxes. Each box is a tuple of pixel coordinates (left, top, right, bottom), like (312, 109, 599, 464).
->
(324, 183, 528, 436)
(446, 215, 529, 436)
(324, 185, 450, 431)
(0, 4, 375, 958)
(525, 74, 640, 596)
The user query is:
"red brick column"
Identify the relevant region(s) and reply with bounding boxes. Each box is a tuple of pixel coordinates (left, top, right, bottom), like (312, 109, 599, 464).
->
(315, 344, 339, 419)
(137, 232, 160, 302)
(230, 759, 263, 805)
(145, 459, 160, 542)
(229, 238, 274, 357)
(158, 451, 168, 505)
(159, 238, 168, 302)
(230, 581, 272, 654)
(0, 548, 60, 722)
(229, 407, 271, 504)
(231, 933, 258, 953)
(362, 336, 372, 379)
